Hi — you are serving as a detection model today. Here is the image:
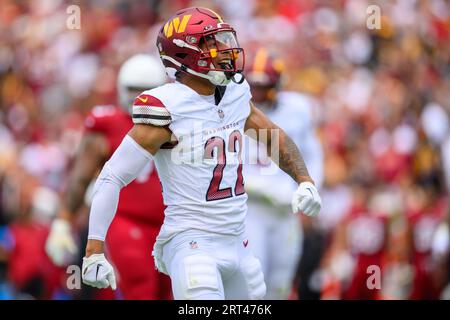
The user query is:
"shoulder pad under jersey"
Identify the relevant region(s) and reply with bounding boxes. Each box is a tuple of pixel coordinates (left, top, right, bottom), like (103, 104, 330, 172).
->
(132, 92, 171, 126)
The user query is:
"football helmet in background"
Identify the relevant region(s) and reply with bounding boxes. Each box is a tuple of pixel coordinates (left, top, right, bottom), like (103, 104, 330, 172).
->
(117, 54, 167, 112)
(245, 48, 285, 109)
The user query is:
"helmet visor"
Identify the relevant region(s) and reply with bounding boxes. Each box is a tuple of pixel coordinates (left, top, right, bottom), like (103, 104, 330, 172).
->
(199, 31, 245, 74)
(214, 31, 239, 49)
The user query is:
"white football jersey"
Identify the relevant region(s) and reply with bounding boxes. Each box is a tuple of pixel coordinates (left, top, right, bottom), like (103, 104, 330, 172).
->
(243, 91, 324, 207)
(133, 80, 252, 245)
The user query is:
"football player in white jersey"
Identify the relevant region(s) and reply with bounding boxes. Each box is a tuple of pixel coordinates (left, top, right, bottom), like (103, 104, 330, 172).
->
(243, 48, 324, 299)
(80, 7, 322, 300)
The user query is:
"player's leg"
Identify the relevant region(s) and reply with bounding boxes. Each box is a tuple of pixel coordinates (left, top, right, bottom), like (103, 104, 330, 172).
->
(266, 213, 302, 299)
(222, 234, 266, 300)
(106, 215, 161, 299)
(162, 231, 225, 300)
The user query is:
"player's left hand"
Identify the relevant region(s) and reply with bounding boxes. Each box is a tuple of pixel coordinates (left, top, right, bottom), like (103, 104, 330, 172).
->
(291, 181, 321, 217)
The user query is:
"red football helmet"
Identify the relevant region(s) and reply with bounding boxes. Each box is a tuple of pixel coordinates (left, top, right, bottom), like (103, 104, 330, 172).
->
(156, 7, 245, 86)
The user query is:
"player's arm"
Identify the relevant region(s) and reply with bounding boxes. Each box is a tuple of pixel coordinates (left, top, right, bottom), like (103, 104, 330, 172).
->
(244, 101, 321, 217)
(85, 124, 171, 256)
(46, 133, 108, 266)
(245, 101, 313, 184)
(81, 124, 170, 290)
(81, 93, 172, 290)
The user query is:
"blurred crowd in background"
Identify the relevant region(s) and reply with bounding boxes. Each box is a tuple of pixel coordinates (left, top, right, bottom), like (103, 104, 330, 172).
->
(1, 0, 450, 299)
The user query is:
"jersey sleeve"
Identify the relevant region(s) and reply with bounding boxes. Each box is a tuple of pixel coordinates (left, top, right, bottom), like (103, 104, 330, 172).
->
(132, 93, 172, 126)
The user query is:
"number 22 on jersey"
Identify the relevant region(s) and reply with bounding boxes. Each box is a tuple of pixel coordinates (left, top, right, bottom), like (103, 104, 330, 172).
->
(204, 130, 245, 201)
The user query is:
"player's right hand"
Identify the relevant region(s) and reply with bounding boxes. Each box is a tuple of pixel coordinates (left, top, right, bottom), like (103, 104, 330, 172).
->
(82, 253, 117, 290)
(291, 181, 322, 217)
(45, 219, 78, 266)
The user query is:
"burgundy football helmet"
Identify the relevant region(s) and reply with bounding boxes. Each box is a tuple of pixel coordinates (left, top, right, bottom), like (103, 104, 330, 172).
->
(245, 48, 285, 105)
(245, 48, 284, 89)
(156, 7, 245, 86)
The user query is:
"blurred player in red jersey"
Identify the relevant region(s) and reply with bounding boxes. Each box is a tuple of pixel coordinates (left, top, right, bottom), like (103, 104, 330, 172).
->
(322, 185, 387, 300)
(3, 172, 64, 299)
(341, 204, 387, 299)
(406, 185, 446, 299)
(45, 54, 172, 299)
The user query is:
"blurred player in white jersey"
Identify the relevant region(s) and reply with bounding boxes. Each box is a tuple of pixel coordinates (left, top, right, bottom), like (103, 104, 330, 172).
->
(80, 7, 322, 300)
(243, 48, 324, 299)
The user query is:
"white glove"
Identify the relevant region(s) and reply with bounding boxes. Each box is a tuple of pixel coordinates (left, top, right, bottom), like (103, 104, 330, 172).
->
(291, 181, 322, 217)
(45, 219, 78, 266)
(82, 253, 117, 290)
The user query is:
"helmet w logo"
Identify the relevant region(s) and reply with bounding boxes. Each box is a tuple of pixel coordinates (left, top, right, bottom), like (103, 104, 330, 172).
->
(163, 15, 192, 38)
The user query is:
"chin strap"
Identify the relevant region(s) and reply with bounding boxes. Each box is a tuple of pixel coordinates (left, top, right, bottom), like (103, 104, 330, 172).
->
(161, 55, 244, 86)
(161, 55, 212, 80)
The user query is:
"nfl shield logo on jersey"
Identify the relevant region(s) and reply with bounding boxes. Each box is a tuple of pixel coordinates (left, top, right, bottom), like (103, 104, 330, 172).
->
(189, 240, 198, 249)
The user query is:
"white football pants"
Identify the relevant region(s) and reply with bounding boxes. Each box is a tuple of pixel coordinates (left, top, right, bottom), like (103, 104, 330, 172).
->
(162, 229, 267, 300)
(245, 201, 303, 299)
